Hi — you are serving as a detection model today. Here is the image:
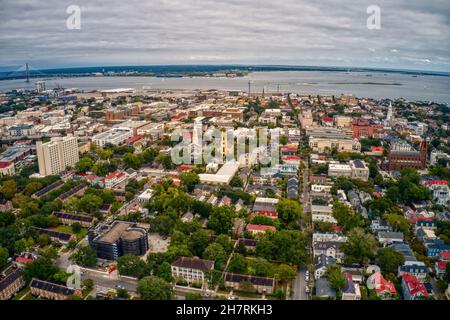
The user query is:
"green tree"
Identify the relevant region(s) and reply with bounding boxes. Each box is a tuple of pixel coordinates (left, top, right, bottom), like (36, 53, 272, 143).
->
(326, 265, 346, 291)
(137, 276, 173, 300)
(186, 292, 203, 300)
(75, 157, 94, 173)
(70, 246, 97, 267)
(189, 230, 210, 257)
(116, 288, 130, 299)
(377, 247, 405, 273)
(117, 254, 148, 279)
(180, 172, 200, 192)
(123, 153, 144, 170)
(230, 176, 244, 188)
(203, 243, 227, 268)
(342, 228, 377, 265)
(384, 213, 410, 234)
(22, 257, 60, 282)
(24, 181, 43, 196)
(0, 246, 8, 268)
(276, 198, 302, 225)
(248, 257, 275, 277)
(229, 253, 248, 273)
(275, 264, 297, 283)
(256, 230, 307, 265)
(71, 222, 82, 234)
(0, 180, 17, 200)
(78, 194, 103, 213)
(207, 206, 236, 235)
(155, 261, 173, 282)
(332, 202, 361, 233)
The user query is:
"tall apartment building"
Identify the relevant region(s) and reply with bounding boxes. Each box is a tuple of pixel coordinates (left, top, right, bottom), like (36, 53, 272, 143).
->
(36, 136, 79, 176)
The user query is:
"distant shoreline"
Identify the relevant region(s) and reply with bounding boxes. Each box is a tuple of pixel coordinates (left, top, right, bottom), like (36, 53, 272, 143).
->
(1, 65, 449, 82)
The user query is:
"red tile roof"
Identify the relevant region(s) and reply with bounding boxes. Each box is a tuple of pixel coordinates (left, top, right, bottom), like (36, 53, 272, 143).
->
(370, 272, 397, 296)
(440, 251, 450, 260)
(247, 224, 276, 232)
(402, 274, 428, 297)
(0, 161, 13, 168)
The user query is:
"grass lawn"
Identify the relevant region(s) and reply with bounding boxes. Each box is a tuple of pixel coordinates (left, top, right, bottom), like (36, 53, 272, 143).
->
(12, 287, 30, 300)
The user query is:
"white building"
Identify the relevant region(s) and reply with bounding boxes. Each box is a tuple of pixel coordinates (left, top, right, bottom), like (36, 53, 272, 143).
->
(349, 160, 370, 181)
(92, 128, 133, 147)
(328, 163, 352, 178)
(138, 189, 154, 204)
(199, 161, 240, 185)
(36, 136, 79, 176)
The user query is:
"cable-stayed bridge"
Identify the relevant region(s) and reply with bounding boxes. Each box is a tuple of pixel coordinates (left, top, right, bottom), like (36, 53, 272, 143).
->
(0, 63, 47, 81)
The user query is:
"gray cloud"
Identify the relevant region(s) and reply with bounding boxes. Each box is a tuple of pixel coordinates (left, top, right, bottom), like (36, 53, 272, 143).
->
(0, 0, 449, 71)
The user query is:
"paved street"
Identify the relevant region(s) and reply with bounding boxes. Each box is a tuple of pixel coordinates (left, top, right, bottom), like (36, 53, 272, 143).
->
(291, 267, 309, 300)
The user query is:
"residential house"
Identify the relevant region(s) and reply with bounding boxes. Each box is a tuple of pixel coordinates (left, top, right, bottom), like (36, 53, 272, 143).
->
(314, 254, 337, 280)
(0, 199, 13, 212)
(377, 232, 404, 246)
(30, 278, 81, 300)
(341, 273, 361, 300)
(0, 268, 25, 300)
(398, 264, 428, 282)
(171, 257, 214, 287)
(314, 278, 336, 299)
(246, 224, 276, 236)
(313, 242, 344, 263)
(401, 274, 429, 300)
(224, 273, 275, 294)
(435, 261, 448, 279)
(367, 272, 397, 299)
(286, 176, 299, 199)
(425, 239, 450, 258)
(53, 211, 94, 228)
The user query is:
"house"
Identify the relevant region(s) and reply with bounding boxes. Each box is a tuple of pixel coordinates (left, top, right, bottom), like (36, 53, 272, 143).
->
(0, 161, 15, 176)
(370, 218, 393, 233)
(0, 198, 13, 212)
(237, 238, 257, 252)
(224, 273, 275, 294)
(286, 176, 299, 199)
(435, 261, 448, 279)
(252, 197, 279, 217)
(425, 239, 450, 258)
(137, 188, 154, 204)
(246, 224, 276, 236)
(32, 227, 74, 244)
(171, 257, 214, 287)
(311, 205, 337, 224)
(99, 204, 112, 215)
(30, 278, 82, 300)
(377, 232, 404, 246)
(53, 211, 94, 228)
(398, 263, 428, 282)
(313, 242, 344, 263)
(0, 268, 25, 300)
(416, 228, 437, 242)
(414, 220, 436, 232)
(341, 273, 361, 300)
(367, 272, 397, 299)
(401, 274, 428, 300)
(314, 254, 336, 280)
(314, 278, 336, 299)
(440, 251, 450, 262)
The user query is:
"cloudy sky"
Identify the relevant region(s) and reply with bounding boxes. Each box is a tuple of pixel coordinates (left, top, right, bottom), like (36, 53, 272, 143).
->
(0, 0, 449, 71)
